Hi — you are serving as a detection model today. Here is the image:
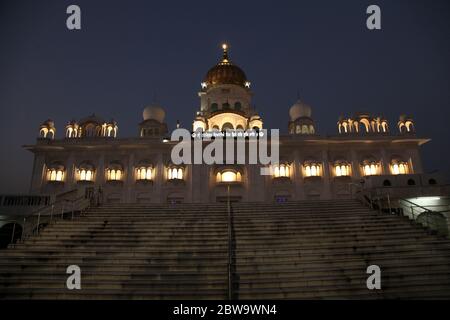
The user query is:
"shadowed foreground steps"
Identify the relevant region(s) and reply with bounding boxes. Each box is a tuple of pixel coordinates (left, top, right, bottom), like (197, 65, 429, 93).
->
(1, 199, 450, 299)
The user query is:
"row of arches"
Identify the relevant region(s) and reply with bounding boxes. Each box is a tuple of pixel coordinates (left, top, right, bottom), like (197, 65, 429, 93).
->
(338, 117, 389, 134)
(66, 122, 118, 138)
(45, 157, 413, 185)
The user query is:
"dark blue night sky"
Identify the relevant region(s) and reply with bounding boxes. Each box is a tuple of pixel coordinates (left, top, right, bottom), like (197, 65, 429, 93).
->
(0, 0, 449, 193)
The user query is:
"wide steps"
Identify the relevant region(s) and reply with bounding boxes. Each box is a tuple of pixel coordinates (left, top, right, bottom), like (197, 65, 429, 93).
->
(1, 199, 450, 299)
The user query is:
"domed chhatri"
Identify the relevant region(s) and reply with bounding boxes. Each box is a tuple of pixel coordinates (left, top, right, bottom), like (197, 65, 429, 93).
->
(143, 105, 166, 123)
(289, 100, 312, 121)
(203, 44, 248, 88)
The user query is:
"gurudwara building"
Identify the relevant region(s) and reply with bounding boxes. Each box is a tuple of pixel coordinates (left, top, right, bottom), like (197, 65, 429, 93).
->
(27, 45, 443, 204)
(1, 44, 450, 300)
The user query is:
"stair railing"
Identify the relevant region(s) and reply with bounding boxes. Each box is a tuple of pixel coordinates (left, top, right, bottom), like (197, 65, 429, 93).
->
(355, 186, 450, 236)
(397, 197, 450, 236)
(0, 195, 91, 247)
(227, 184, 232, 300)
(349, 182, 374, 208)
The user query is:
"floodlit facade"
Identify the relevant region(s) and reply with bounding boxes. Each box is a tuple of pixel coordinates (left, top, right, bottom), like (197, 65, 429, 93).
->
(25, 45, 442, 204)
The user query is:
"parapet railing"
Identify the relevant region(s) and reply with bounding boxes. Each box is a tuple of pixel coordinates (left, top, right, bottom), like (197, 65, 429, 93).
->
(0, 195, 92, 248)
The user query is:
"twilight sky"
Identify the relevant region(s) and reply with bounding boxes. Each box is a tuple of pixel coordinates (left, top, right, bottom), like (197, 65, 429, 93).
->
(0, 0, 449, 193)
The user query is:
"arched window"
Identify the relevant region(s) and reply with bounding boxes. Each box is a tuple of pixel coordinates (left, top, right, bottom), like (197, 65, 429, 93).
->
(234, 102, 242, 110)
(405, 121, 414, 132)
(47, 168, 65, 182)
(304, 163, 321, 177)
(40, 128, 48, 138)
(391, 161, 409, 175)
(66, 127, 73, 138)
(362, 161, 380, 176)
(211, 103, 218, 112)
(360, 119, 371, 133)
(222, 122, 234, 131)
(295, 125, 301, 134)
(301, 125, 309, 134)
(47, 130, 55, 139)
(167, 167, 184, 180)
(136, 167, 153, 181)
(342, 122, 348, 133)
(334, 163, 351, 177)
(107, 169, 123, 181)
(222, 103, 230, 110)
(272, 164, 291, 178)
(216, 170, 242, 183)
(383, 179, 392, 187)
(78, 168, 94, 182)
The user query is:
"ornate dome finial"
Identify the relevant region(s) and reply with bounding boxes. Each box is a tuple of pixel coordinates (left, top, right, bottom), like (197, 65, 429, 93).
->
(220, 43, 230, 65)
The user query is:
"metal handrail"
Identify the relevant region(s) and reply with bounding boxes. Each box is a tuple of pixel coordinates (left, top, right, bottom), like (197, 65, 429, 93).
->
(0, 195, 91, 247)
(354, 186, 449, 236)
(227, 185, 232, 300)
(398, 197, 434, 213)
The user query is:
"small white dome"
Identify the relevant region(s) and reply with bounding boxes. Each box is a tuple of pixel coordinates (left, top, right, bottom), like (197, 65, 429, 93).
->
(143, 105, 165, 123)
(289, 100, 312, 121)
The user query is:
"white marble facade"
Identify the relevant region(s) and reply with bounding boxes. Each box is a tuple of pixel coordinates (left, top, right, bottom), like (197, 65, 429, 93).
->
(26, 45, 439, 204)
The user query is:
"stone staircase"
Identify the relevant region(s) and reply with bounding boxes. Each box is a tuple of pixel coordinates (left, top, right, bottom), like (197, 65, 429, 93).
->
(0, 199, 450, 299)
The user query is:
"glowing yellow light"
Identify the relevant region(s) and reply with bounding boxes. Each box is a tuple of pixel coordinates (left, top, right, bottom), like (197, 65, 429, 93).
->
(222, 43, 228, 50)
(222, 171, 237, 182)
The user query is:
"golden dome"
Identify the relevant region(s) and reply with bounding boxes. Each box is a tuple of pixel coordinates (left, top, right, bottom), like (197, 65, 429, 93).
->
(203, 44, 248, 88)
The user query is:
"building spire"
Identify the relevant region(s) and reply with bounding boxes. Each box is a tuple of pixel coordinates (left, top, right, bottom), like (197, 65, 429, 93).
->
(220, 43, 230, 64)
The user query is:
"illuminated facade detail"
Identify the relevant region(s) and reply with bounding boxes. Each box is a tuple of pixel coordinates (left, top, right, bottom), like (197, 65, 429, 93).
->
(398, 115, 415, 134)
(273, 164, 291, 178)
(136, 166, 153, 181)
(79, 169, 93, 182)
(391, 161, 409, 175)
(107, 163, 123, 182)
(103, 121, 118, 138)
(107, 169, 122, 181)
(338, 114, 389, 134)
(216, 170, 242, 183)
(63, 114, 120, 138)
(77, 163, 95, 182)
(39, 120, 56, 139)
(65, 121, 79, 138)
(304, 163, 322, 177)
(167, 167, 184, 180)
(334, 162, 351, 177)
(362, 160, 381, 176)
(46, 164, 65, 182)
